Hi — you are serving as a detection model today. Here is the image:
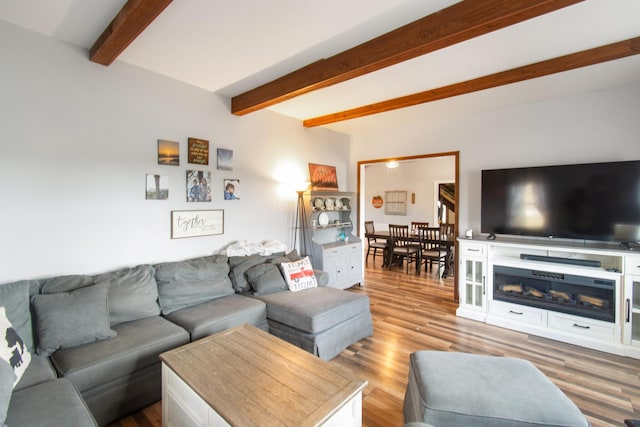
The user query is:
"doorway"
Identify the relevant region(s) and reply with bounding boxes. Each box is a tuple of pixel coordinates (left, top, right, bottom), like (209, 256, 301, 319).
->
(357, 151, 460, 301)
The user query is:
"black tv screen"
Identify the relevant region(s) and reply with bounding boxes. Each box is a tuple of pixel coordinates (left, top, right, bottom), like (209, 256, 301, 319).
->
(481, 160, 640, 242)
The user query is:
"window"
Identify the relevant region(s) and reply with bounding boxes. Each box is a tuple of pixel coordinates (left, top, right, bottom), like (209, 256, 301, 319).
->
(385, 191, 407, 215)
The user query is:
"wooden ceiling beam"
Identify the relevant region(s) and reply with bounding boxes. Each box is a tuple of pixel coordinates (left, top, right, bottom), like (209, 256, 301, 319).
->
(231, 0, 583, 115)
(90, 0, 173, 66)
(303, 37, 640, 127)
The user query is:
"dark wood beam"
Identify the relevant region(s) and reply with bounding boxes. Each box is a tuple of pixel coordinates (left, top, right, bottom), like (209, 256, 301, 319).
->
(231, 0, 583, 115)
(303, 37, 640, 127)
(90, 0, 173, 66)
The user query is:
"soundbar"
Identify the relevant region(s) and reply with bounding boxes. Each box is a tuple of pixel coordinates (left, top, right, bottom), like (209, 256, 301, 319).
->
(520, 253, 601, 268)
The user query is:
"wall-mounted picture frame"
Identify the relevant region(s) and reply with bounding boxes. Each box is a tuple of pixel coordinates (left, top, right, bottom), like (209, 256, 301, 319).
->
(308, 163, 338, 191)
(224, 179, 240, 200)
(188, 137, 209, 165)
(171, 209, 224, 239)
(217, 148, 233, 171)
(145, 174, 169, 200)
(157, 139, 179, 166)
(186, 170, 212, 202)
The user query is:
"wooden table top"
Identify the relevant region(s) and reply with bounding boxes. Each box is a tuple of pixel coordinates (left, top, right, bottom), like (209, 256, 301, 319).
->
(160, 324, 368, 427)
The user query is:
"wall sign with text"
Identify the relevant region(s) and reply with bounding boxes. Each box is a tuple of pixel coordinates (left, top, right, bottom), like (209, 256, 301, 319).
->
(188, 137, 209, 165)
(171, 209, 223, 239)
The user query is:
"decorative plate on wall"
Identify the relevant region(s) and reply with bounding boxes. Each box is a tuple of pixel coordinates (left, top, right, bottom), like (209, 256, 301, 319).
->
(318, 212, 329, 226)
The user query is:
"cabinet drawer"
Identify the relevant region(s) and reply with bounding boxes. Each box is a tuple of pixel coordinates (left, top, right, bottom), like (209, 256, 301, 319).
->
(460, 244, 485, 257)
(490, 301, 546, 325)
(626, 257, 640, 276)
(548, 312, 615, 341)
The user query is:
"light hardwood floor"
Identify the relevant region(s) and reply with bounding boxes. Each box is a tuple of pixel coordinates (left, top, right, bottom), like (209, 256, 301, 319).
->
(109, 261, 640, 427)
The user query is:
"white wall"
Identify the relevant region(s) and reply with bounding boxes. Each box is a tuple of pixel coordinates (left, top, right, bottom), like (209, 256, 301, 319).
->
(0, 22, 349, 283)
(350, 83, 640, 237)
(363, 157, 454, 230)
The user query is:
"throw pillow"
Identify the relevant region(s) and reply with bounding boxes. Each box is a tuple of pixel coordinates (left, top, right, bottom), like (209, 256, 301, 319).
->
(0, 360, 15, 426)
(246, 263, 288, 296)
(285, 249, 301, 261)
(0, 280, 36, 352)
(280, 256, 318, 292)
(0, 306, 31, 388)
(31, 284, 116, 357)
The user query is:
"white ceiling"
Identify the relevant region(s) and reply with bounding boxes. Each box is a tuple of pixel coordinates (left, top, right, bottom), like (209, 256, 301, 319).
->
(2, 0, 640, 135)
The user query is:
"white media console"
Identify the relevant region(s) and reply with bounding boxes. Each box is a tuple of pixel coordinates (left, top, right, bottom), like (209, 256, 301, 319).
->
(457, 236, 640, 359)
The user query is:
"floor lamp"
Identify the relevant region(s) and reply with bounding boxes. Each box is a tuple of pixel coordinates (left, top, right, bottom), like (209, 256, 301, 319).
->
(293, 187, 312, 257)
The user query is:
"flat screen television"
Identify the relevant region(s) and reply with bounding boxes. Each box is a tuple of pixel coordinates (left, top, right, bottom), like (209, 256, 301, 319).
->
(481, 160, 640, 243)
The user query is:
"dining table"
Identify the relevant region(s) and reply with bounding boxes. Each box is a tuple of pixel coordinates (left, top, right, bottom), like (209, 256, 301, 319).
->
(364, 230, 456, 278)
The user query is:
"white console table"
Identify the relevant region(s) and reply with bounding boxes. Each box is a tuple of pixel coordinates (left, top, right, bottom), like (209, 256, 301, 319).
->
(457, 236, 640, 359)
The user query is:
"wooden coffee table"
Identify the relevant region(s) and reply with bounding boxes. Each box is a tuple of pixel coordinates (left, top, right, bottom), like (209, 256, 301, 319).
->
(160, 324, 368, 427)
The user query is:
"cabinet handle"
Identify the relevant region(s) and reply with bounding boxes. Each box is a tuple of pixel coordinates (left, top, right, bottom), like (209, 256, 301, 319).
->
(482, 276, 486, 295)
(627, 299, 631, 323)
(468, 249, 480, 252)
(572, 323, 591, 330)
(509, 310, 523, 315)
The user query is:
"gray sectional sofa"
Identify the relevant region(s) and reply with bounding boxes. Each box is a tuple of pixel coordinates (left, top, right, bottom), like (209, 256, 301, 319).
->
(0, 251, 373, 426)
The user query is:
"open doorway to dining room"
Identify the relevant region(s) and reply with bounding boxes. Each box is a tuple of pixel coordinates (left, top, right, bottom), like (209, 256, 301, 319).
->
(357, 151, 460, 301)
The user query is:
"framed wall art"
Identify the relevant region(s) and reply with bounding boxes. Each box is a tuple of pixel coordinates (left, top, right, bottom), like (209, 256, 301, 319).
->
(186, 170, 212, 202)
(308, 163, 338, 191)
(157, 139, 179, 166)
(171, 209, 224, 239)
(188, 137, 209, 165)
(145, 174, 169, 200)
(217, 148, 233, 171)
(224, 179, 240, 200)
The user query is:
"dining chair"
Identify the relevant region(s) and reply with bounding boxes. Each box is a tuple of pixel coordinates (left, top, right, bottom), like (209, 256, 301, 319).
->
(388, 224, 420, 274)
(439, 223, 455, 275)
(418, 227, 447, 275)
(364, 221, 387, 266)
(410, 221, 429, 234)
(439, 223, 455, 240)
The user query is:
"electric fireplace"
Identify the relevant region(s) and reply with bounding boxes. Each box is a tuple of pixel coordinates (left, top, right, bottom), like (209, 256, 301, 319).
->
(493, 265, 615, 323)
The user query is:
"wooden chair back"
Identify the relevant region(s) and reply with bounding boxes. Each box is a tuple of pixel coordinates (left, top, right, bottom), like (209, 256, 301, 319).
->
(364, 220, 375, 235)
(439, 223, 455, 241)
(411, 221, 429, 233)
(389, 224, 411, 247)
(418, 227, 440, 250)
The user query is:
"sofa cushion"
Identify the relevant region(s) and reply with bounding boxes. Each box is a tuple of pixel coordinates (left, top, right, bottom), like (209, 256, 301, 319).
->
(246, 263, 288, 295)
(0, 280, 36, 351)
(93, 265, 161, 326)
(40, 274, 94, 294)
(155, 255, 234, 315)
(31, 284, 116, 356)
(14, 354, 55, 391)
(164, 294, 268, 340)
(0, 360, 14, 427)
(255, 287, 371, 333)
(50, 316, 189, 393)
(6, 378, 98, 427)
(0, 306, 31, 387)
(280, 256, 318, 292)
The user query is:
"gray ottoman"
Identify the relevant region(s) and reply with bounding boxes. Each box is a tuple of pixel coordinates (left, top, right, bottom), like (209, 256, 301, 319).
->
(404, 351, 590, 427)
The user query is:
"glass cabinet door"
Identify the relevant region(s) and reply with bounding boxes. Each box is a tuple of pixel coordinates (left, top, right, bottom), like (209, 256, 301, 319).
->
(625, 276, 640, 346)
(463, 259, 485, 310)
